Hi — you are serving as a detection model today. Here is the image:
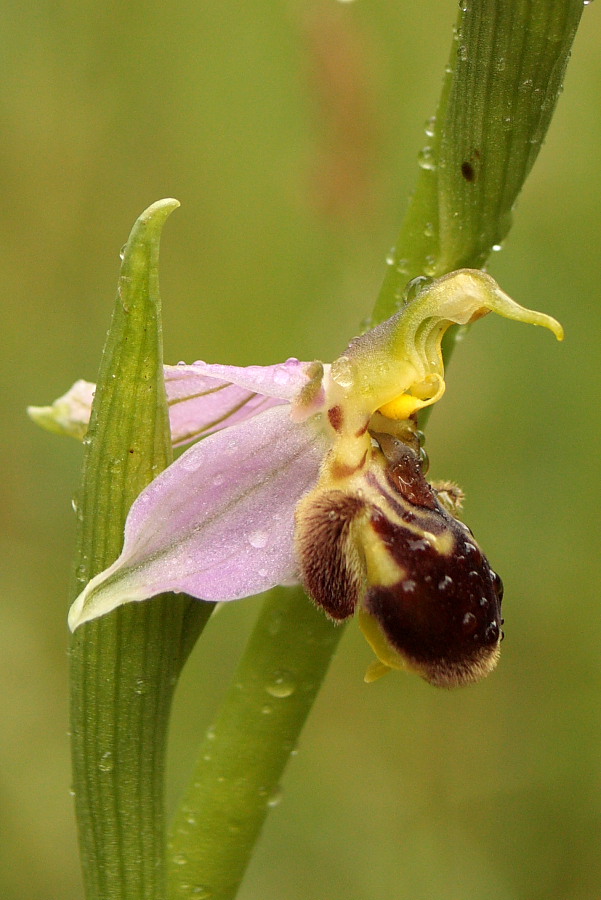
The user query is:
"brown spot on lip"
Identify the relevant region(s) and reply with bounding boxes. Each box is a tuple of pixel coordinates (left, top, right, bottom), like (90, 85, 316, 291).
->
(328, 404, 344, 432)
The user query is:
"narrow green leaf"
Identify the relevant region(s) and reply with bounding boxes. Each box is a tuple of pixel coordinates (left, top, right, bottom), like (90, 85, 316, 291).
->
(70, 200, 213, 900)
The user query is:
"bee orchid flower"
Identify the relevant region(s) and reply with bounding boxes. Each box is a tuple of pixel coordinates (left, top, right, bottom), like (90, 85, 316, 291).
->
(60, 270, 562, 686)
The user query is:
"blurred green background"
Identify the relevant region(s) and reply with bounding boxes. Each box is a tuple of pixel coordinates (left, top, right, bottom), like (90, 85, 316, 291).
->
(3, 1, 600, 898)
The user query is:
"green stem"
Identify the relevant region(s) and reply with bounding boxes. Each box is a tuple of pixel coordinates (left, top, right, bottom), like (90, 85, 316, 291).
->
(70, 200, 213, 900)
(168, 586, 343, 900)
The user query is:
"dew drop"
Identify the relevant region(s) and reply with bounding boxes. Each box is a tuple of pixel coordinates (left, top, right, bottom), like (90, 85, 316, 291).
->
(331, 356, 354, 389)
(248, 530, 268, 549)
(461, 612, 478, 635)
(212, 473, 225, 487)
(190, 885, 213, 898)
(404, 275, 432, 303)
(423, 221, 435, 238)
(133, 678, 149, 695)
(424, 116, 436, 138)
(98, 751, 114, 773)
(267, 786, 284, 808)
(265, 670, 297, 699)
(484, 622, 500, 643)
(424, 255, 437, 276)
(437, 575, 453, 591)
(172, 852, 188, 867)
(407, 537, 429, 552)
(457, 45, 468, 61)
(417, 146, 436, 171)
(180, 452, 201, 472)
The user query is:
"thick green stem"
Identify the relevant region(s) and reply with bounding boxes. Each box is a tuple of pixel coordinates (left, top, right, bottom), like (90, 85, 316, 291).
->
(70, 200, 213, 900)
(168, 586, 344, 900)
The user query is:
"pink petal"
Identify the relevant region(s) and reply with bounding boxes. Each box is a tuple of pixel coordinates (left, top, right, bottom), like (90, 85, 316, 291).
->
(165, 358, 318, 446)
(68, 406, 328, 629)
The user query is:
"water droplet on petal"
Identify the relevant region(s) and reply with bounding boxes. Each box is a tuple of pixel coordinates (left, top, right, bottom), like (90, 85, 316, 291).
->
(180, 452, 201, 472)
(248, 530, 268, 549)
(331, 355, 354, 389)
(404, 275, 433, 303)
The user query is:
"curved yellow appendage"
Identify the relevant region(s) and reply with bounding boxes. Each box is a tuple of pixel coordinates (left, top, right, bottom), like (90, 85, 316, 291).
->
(364, 659, 392, 684)
(358, 607, 408, 677)
(378, 372, 445, 420)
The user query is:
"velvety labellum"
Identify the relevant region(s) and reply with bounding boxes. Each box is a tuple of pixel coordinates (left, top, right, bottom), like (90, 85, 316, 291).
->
(297, 437, 503, 687)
